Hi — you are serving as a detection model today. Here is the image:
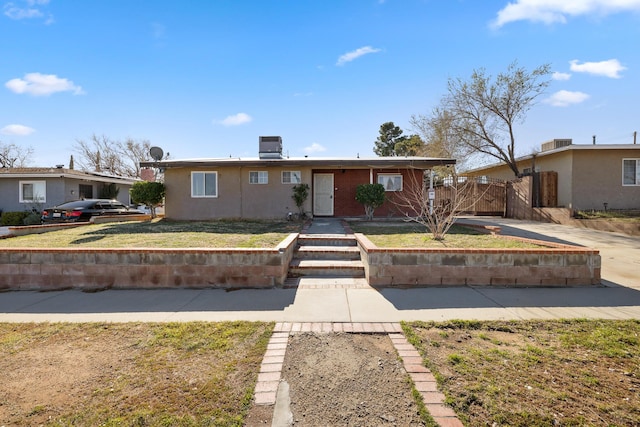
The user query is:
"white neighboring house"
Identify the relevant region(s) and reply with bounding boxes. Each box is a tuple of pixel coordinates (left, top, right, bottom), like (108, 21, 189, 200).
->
(0, 166, 139, 214)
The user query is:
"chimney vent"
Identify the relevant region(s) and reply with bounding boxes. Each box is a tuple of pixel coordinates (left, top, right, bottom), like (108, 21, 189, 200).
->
(259, 136, 283, 159)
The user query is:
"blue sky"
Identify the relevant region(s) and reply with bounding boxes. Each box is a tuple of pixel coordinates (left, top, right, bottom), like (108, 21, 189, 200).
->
(2, 0, 640, 167)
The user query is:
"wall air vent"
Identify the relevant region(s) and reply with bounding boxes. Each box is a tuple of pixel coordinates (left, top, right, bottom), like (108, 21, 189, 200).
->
(259, 136, 283, 159)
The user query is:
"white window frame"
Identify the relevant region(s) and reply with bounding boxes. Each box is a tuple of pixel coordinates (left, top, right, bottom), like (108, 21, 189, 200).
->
(622, 159, 640, 186)
(282, 171, 301, 184)
(377, 174, 403, 192)
(19, 180, 46, 203)
(191, 171, 218, 198)
(249, 171, 268, 184)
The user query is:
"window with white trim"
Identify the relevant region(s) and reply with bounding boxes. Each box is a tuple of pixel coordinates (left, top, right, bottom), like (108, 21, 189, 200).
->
(377, 174, 402, 191)
(623, 159, 640, 186)
(19, 180, 46, 203)
(191, 171, 218, 197)
(249, 171, 268, 184)
(282, 171, 301, 184)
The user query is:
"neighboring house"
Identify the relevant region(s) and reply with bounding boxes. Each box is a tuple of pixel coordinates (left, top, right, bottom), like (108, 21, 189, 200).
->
(464, 140, 640, 211)
(0, 166, 139, 213)
(141, 136, 455, 220)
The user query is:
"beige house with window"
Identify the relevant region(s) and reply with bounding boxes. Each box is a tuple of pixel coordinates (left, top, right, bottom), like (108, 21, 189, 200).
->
(465, 140, 640, 211)
(142, 137, 455, 220)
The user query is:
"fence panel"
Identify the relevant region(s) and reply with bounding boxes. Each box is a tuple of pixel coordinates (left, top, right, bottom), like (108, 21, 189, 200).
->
(433, 177, 506, 216)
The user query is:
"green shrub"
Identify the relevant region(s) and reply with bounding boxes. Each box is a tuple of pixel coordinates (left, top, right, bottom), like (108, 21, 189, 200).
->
(1, 211, 30, 226)
(291, 183, 310, 217)
(23, 213, 42, 225)
(130, 181, 166, 218)
(355, 183, 386, 220)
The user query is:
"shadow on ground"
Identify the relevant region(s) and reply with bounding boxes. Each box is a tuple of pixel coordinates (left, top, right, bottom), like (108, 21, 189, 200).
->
(0, 288, 298, 314)
(379, 285, 640, 310)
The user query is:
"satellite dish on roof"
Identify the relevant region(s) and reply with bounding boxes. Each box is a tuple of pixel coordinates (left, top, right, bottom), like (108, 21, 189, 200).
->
(149, 146, 164, 161)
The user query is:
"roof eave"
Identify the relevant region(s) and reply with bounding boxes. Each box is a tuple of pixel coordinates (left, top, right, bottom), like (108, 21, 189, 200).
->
(140, 157, 456, 169)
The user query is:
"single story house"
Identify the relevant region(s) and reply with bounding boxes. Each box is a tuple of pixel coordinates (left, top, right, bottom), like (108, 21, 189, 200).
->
(141, 136, 456, 220)
(464, 140, 640, 211)
(0, 166, 139, 213)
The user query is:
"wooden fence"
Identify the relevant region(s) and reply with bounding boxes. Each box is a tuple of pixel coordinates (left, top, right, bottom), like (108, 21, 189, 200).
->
(433, 177, 506, 216)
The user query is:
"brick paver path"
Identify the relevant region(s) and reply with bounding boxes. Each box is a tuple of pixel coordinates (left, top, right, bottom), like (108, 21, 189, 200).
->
(253, 322, 463, 427)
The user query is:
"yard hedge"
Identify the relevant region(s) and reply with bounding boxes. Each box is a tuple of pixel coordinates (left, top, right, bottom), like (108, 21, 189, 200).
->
(0, 211, 30, 226)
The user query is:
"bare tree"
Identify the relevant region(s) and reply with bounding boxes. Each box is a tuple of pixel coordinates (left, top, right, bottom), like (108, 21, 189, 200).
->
(410, 107, 475, 173)
(0, 142, 33, 168)
(73, 134, 152, 178)
(444, 61, 551, 176)
(392, 168, 497, 240)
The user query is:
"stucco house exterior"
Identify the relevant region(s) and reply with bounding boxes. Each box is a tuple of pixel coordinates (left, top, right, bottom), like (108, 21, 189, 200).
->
(0, 166, 139, 214)
(141, 137, 456, 220)
(464, 140, 640, 211)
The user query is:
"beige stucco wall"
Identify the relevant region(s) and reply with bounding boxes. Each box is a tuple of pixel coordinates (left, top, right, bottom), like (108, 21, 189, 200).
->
(467, 148, 640, 210)
(165, 166, 313, 220)
(571, 149, 639, 210)
(470, 153, 576, 208)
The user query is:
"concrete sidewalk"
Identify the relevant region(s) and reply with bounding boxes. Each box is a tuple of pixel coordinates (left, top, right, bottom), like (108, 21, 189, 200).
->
(1, 217, 639, 323)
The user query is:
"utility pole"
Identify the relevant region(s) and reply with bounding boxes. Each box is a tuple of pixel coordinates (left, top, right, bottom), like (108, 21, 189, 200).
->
(429, 169, 434, 215)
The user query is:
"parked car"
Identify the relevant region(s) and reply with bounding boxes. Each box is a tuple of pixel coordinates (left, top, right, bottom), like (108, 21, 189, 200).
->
(41, 199, 145, 223)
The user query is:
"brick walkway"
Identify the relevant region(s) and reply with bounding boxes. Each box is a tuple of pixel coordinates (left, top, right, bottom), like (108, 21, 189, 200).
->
(253, 322, 463, 427)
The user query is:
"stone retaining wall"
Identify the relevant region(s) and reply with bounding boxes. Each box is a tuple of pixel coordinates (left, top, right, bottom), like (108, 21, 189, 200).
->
(0, 228, 601, 290)
(0, 233, 298, 291)
(355, 233, 601, 287)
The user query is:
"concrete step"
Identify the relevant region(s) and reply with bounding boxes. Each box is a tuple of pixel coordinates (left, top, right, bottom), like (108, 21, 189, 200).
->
(296, 245, 361, 260)
(297, 235, 357, 247)
(288, 259, 365, 278)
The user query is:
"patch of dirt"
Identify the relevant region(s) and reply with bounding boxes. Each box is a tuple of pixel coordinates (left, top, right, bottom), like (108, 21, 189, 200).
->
(0, 322, 269, 426)
(281, 333, 424, 426)
(0, 324, 146, 425)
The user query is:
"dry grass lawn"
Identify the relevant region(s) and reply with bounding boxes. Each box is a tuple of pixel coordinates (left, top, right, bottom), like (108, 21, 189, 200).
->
(349, 222, 545, 248)
(0, 219, 302, 248)
(0, 322, 272, 426)
(404, 319, 640, 426)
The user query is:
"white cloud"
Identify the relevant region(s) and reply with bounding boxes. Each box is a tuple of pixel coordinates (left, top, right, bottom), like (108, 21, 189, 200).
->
(303, 143, 326, 154)
(4, 0, 53, 23)
(151, 22, 166, 39)
(1, 124, 35, 136)
(569, 59, 626, 78)
(5, 73, 84, 96)
(544, 90, 590, 107)
(218, 113, 252, 126)
(336, 46, 381, 66)
(552, 71, 571, 81)
(491, 0, 640, 28)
